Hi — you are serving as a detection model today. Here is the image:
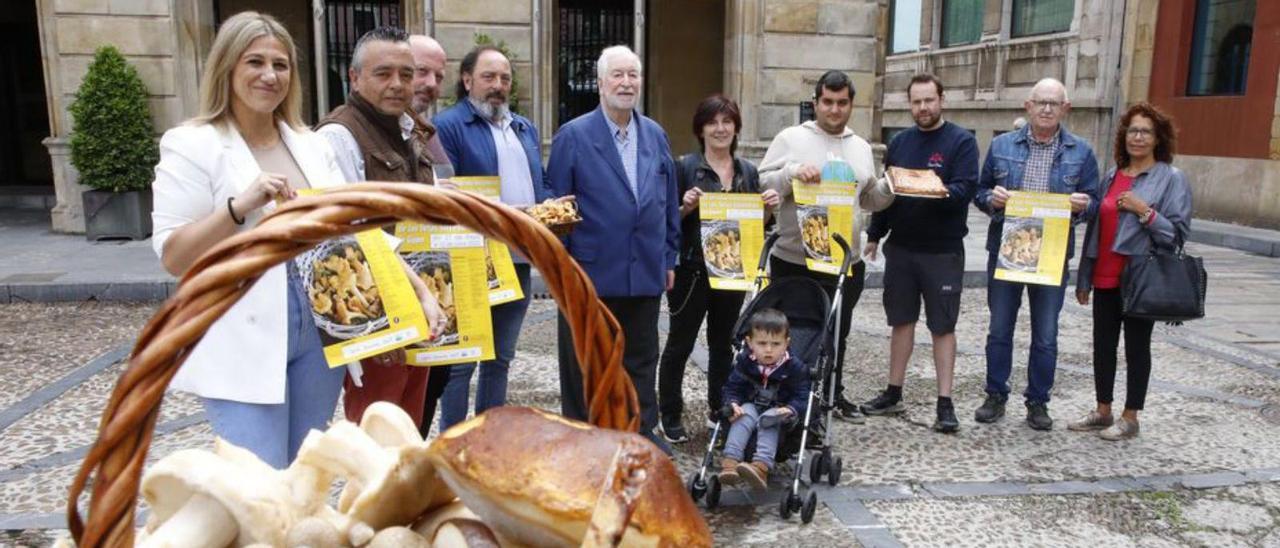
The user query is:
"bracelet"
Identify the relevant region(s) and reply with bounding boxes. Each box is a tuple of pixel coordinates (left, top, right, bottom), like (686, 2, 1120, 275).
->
(226, 196, 245, 225)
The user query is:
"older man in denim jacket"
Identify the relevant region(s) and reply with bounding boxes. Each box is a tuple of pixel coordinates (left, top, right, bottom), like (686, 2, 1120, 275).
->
(972, 78, 1099, 430)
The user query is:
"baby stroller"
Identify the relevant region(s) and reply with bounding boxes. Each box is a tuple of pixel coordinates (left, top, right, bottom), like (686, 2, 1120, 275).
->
(686, 233, 857, 524)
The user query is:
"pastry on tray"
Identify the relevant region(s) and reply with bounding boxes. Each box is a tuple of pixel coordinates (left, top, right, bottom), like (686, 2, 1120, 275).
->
(886, 166, 949, 198)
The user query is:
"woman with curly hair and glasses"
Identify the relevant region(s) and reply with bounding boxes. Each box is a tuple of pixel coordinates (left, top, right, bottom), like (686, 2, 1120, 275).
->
(1069, 102, 1192, 441)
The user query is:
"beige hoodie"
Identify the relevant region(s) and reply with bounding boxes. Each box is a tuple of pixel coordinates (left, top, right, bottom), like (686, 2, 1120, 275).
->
(758, 121, 895, 267)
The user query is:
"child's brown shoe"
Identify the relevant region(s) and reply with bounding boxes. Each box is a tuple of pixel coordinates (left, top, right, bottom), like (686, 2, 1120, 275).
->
(719, 458, 741, 486)
(737, 460, 769, 490)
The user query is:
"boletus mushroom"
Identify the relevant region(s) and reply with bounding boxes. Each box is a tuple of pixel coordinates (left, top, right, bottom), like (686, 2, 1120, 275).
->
(425, 407, 711, 547)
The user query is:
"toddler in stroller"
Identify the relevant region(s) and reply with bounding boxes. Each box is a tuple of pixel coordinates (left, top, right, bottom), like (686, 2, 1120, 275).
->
(718, 308, 810, 490)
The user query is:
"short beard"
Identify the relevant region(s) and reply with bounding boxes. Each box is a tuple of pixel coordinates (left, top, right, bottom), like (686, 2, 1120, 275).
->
(469, 96, 510, 122)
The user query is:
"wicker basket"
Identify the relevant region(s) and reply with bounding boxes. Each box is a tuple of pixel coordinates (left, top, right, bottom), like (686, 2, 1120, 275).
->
(65, 183, 638, 547)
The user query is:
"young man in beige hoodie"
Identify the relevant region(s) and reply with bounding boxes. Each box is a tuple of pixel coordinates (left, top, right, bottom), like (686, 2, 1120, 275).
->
(758, 70, 895, 422)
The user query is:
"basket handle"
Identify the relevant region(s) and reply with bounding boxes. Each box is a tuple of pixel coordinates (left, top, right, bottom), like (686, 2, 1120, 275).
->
(66, 183, 638, 547)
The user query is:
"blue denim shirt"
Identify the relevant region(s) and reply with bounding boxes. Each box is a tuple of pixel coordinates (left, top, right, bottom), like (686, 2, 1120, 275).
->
(432, 99, 552, 203)
(974, 125, 1101, 260)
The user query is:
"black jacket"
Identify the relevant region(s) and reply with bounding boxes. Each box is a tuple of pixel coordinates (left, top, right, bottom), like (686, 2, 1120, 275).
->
(676, 152, 761, 266)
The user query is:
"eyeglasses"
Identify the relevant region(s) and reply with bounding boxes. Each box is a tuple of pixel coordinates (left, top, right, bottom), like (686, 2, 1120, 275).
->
(1030, 100, 1063, 111)
(1126, 127, 1154, 138)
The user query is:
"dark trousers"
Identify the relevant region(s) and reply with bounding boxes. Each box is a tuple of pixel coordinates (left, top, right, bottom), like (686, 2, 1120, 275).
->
(769, 256, 866, 399)
(558, 296, 661, 432)
(1092, 288, 1154, 410)
(418, 365, 450, 438)
(657, 265, 745, 425)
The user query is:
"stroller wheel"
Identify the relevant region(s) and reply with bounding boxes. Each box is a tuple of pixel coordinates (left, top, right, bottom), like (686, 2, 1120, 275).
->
(687, 472, 706, 501)
(828, 456, 844, 487)
(821, 447, 834, 473)
(801, 489, 818, 524)
(809, 450, 826, 484)
(778, 489, 794, 519)
(706, 475, 722, 509)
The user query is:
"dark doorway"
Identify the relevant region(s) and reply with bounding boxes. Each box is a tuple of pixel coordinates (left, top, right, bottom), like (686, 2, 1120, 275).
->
(555, 0, 634, 127)
(0, 1, 53, 188)
(646, 0, 725, 155)
(320, 0, 402, 113)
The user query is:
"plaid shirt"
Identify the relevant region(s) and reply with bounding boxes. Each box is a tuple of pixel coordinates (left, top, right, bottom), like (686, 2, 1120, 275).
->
(1022, 129, 1059, 193)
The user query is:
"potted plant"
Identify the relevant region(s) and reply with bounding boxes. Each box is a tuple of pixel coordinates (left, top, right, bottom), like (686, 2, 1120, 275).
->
(69, 45, 159, 241)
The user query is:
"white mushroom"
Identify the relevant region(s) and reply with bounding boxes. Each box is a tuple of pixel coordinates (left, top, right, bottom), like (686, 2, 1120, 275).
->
(368, 526, 430, 548)
(431, 519, 501, 548)
(295, 420, 453, 531)
(411, 499, 480, 540)
(339, 401, 426, 513)
(140, 448, 295, 547)
(285, 516, 343, 548)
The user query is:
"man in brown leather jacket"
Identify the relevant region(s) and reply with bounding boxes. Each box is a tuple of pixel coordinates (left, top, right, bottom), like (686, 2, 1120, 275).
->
(315, 26, 440, 428)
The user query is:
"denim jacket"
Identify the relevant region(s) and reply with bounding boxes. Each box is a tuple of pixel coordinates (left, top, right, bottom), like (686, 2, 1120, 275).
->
(1077, 162, 1193, 292)
(432, 99, 552, 202)
(974, 126, 1100, 261)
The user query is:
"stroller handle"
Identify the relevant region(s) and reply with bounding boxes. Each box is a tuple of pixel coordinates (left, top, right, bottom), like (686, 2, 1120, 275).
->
(757, 231, 781, 272)
(832, 233, 855, 274)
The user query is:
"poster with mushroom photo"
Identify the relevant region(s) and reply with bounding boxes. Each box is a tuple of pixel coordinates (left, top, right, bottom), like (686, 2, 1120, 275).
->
(698, 192, 765, 291)
(452, 176, 525, 305)
(394, 223, 495, 366)
(994, 191, 1072, 286)
(295, 229, 431, 367)
(792, 158, 859, 275)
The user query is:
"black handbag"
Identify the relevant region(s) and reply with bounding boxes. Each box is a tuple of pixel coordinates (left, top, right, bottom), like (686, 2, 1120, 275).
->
(1120, 243, 1207, 322)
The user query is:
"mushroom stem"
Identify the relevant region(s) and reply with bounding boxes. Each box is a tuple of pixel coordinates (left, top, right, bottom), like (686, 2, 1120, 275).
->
(296, 422, 390, 487)
(140, 492, 238, 548)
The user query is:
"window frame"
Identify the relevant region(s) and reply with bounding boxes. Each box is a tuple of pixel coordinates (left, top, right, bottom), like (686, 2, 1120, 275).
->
(889, 0, 924, 55)
(1010, 0, 1074, 39)
(940, 0, 984, 48)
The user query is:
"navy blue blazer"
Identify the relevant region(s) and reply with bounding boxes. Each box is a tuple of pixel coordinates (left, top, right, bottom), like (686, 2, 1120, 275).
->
(432, 99, 551, 202)
(546, 107, 680, 298)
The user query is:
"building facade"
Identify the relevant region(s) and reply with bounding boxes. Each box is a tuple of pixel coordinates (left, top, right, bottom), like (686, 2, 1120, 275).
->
(18, 0, 1278, 232)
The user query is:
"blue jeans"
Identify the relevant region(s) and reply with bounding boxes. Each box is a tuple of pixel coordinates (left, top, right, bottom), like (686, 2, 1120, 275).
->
(200, 269, 345, 469)
(723, 403, 784, 470)
(440, 263, 532, 430)
(983, 253, 1066, 404)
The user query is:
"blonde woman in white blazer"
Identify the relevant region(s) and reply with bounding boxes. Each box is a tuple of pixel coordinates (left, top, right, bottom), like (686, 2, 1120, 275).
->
(151, 12, 444, 467)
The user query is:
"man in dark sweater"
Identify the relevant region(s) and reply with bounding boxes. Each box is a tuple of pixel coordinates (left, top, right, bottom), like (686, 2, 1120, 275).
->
(859, 74, 978, 433)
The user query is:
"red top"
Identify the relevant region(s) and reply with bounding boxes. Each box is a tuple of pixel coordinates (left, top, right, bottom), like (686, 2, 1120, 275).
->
(1093, 171, 1135, 289)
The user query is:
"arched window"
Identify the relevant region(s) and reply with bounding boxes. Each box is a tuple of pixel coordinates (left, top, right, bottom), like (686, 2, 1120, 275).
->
(1186, 0, 1255, 96)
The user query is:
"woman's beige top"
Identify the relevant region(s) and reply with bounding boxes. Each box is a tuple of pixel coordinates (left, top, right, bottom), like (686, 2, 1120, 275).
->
(250, 140, 312, 190)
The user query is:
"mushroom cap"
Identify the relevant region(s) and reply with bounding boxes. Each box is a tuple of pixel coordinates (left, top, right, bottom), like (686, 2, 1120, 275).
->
(367, 526, 429, 548)
(141, 448, 295, 546)
(359, 401, 423, 446)
(425, 407, 711, 548)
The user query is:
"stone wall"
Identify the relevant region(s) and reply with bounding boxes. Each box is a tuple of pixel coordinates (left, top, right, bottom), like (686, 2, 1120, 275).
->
(881, 0, 1124, 159)
(37, 0, 206, 233)
(432, 0, 535, 115)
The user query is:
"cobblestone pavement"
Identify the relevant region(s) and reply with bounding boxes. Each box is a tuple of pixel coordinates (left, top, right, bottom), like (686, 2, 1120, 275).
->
(2, 283, 1279, 546)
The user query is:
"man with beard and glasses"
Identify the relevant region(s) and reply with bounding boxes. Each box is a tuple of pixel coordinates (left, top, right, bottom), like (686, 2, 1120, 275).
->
(757, 70, 894, 425)
(547, 45, 680, 455)
(431, 45, 551, 432)
(860, 73, 978, 434)
(972, 78, 1098, 431)
(315, 26, 441, 428)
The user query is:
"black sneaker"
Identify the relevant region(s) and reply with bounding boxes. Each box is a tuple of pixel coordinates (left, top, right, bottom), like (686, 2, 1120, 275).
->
(934, 400, 960, 433)
(860, 390, 906, 416)
(1025, 401, 1053, 431)
(661, 420, 690, 444)
(974, 393, 1008, 424)
(835, 396, 866, 423)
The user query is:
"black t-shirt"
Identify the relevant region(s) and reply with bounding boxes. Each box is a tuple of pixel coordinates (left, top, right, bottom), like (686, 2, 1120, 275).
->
(868, 121, 979, 253)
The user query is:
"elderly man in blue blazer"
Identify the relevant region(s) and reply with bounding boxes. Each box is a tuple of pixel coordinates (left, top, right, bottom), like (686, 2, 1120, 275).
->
(547, 45, 680, 453)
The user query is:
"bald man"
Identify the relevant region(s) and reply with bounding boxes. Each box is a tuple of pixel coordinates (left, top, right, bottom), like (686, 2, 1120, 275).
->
(972, 77, 1099, 430)
(410, 35, 447, 114)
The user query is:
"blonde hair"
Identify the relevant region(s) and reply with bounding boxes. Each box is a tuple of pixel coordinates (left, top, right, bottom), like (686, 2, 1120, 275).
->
(190, 11, 304, 130)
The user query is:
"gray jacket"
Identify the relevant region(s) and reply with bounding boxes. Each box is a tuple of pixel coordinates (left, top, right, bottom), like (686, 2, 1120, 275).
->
(1078, 161, 1193, 292)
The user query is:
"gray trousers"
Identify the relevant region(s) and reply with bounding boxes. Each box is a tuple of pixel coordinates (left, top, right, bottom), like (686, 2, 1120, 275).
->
(723, 403, 785, 469)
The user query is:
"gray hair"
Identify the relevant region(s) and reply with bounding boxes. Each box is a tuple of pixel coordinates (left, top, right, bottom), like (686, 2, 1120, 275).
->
(1029, 78, 1069, 103)
(596, 45, 642, 82)
(351, 26, 410, 73)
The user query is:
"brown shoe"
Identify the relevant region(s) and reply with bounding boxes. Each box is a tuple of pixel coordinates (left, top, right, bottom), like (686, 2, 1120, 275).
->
(1067, 411, 1114, 432)
(736, 461, 769, 490)
(1099, 418, 1140, 441)
(719, 458, 741, 486)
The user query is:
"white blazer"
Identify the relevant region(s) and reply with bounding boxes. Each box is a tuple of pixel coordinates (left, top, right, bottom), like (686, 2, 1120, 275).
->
(151, 120, 347, 404)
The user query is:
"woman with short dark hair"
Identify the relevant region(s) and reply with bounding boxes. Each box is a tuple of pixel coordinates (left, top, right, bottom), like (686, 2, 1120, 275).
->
(655, 94, 779, 444)
(1070, 102, 1192, 441)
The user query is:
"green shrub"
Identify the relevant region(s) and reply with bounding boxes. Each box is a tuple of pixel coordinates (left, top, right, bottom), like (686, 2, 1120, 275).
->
(69, 45, 158, 193)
